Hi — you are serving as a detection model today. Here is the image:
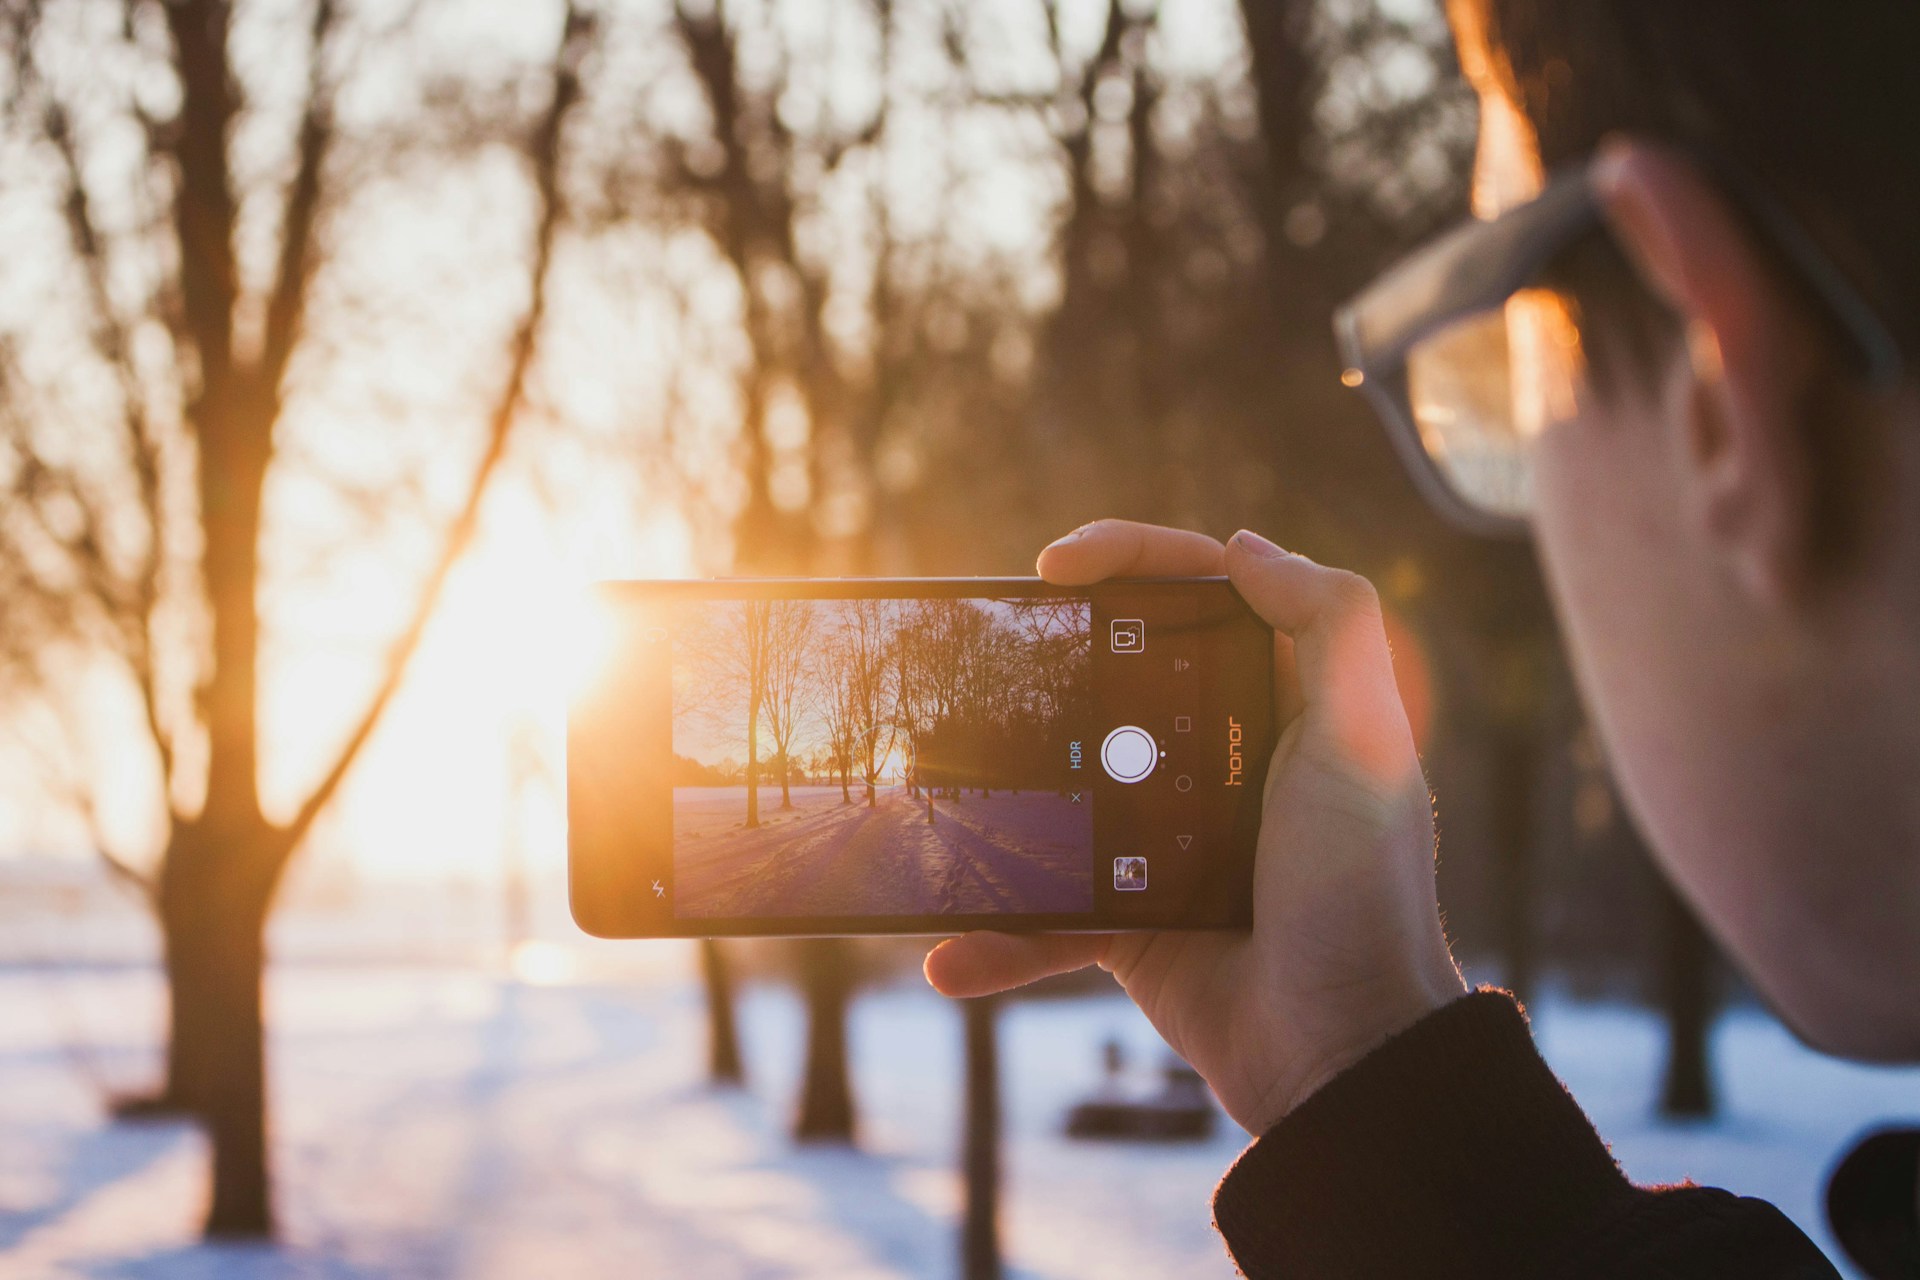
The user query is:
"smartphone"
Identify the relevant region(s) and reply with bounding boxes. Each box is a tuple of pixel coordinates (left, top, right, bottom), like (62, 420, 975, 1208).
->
(568, 578, 1275, 938)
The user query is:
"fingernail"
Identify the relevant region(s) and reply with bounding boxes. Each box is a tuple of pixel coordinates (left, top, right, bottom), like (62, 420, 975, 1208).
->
(1231, 529, 1286, 558)
(1050, 524, 1092, 548)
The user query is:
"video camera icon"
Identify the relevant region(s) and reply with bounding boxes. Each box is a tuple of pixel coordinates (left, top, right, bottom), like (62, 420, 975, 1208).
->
(1110, 619, 1145, 653)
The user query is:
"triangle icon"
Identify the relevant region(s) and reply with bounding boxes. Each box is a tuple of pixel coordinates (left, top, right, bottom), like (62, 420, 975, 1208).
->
(1176, 835, 1193, 850)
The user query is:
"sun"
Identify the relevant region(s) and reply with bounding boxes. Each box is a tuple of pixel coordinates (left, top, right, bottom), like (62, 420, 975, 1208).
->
(268, 482, 694, 884)
(430, 498, 684, 721)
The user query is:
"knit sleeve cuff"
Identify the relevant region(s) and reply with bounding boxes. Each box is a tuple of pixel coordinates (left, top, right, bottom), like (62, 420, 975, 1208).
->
(1212, 989, 1634, 1280)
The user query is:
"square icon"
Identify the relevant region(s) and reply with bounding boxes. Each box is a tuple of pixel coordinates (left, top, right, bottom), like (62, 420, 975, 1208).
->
(1174, 715, 1192, 733)
(1110, 619, 1145, 653)
(1114, 856, 1148, 891)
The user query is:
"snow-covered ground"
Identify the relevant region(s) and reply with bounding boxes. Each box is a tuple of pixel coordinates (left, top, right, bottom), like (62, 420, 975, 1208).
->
(2, 956, 1917, 1279)
(675, 787, 1091, 918)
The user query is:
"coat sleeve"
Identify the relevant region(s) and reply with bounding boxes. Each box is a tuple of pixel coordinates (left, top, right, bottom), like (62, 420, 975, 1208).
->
(1211, 990, 1839, 1279)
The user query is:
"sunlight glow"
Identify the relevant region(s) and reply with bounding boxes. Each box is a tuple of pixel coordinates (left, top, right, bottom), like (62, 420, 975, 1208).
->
(559, 589, 622, 705)
(256, 484, 694, 886)
(508, 939, 582, 986)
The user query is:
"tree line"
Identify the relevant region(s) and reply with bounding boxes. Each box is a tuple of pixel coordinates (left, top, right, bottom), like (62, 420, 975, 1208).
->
(680, 597, 1092, 825)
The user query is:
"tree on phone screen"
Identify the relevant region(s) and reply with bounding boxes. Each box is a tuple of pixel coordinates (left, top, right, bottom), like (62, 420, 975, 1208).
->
(831, 599, 901, 808)
(812, 637, 862, 805)
(759, 602, 819, 810)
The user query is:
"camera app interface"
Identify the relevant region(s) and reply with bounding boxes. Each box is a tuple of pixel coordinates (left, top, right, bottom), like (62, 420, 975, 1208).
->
(652, 586, 1271, 925)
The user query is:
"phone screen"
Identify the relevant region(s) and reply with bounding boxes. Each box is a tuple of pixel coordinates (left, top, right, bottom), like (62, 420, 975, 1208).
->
(568, 579, 1274, 937)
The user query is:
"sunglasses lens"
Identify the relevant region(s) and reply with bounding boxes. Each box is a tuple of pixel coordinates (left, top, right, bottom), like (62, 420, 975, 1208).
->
(1403, 289, 1582, 522)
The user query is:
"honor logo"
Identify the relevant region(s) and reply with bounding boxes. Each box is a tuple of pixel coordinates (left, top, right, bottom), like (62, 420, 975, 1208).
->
(1226, 717, 1244, 787)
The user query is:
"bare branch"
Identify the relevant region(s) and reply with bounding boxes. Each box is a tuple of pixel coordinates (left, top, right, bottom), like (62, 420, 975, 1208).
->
(95, 843, 157, 900)
(256, 0, 338, 399)
(0, 699, 157, 900)
(1080, 0, 1128, 106)
(276, 3, 594, 857)
(159, 0, 242, 399)
(36, 76, 177, 789)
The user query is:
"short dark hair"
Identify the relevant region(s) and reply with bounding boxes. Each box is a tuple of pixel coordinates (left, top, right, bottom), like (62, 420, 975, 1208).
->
(1465, 1, 1920, 389)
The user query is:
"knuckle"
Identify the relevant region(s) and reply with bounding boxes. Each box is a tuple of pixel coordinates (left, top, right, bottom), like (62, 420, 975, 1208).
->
(1326, 571, 1382, 620)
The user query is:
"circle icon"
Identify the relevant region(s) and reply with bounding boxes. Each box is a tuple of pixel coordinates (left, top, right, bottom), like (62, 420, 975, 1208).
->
(1101, 726, 1158, 784)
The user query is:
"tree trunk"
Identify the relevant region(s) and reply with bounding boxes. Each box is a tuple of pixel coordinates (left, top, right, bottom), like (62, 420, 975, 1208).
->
(701, 939, 745, 1086)
(746, 696, 761, 828)
(792, 938, 857, 1142)
(157, 828, 278, 1238)
(197, 925, 271, 1235)
(960, 995, 1002, 1280)
(1658, 881, 1718, 1118)
(779, 750, 792, 808)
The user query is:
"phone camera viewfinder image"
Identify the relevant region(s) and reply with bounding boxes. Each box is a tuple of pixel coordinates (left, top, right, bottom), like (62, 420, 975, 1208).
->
(670, 595, 1093, 920)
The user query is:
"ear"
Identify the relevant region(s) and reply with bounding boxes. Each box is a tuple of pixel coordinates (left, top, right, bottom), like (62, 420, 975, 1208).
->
(1592, 137, 1825, 605)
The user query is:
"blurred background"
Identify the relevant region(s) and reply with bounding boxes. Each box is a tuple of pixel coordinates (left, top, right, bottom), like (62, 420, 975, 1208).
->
(1, 0, 1915, 1276)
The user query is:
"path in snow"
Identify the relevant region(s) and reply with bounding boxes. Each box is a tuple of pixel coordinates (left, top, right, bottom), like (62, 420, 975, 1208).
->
(674, 788, 1090, 918)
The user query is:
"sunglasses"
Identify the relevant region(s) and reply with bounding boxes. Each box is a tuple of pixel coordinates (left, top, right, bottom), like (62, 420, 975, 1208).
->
(1333, 159, 1904, 538)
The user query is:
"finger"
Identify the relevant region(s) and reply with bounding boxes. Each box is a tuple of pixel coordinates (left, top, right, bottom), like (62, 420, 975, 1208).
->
(1037, 520, 1227, 585)
(1225, 530, 1414, 785)
(923, 932, 1110, 998)
(1272, 629, 1305, 729)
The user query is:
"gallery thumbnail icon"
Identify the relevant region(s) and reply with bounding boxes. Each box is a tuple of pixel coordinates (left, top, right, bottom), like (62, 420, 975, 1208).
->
(1114, 856, 1148, 891)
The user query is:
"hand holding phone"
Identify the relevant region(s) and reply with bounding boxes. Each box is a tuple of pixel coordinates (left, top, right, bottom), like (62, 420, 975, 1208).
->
(924, 522, 1466, 1138)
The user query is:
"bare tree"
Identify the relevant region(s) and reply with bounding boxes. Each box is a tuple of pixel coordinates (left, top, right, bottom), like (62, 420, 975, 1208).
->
(0, 0, 594, 1237)
(759, 600, 818, 809)
(1007, 599, 1093, 746)
(829, 599, 899, 808)
(811, 636, 859, 805)
(684, 600, 778, 827)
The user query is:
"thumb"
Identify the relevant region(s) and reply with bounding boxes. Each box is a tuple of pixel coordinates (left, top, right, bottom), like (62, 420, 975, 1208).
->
(1225, 531, 1416, 788)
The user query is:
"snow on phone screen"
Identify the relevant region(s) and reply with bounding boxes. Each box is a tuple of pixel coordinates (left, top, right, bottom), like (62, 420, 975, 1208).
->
(667, 597, 1096, 919)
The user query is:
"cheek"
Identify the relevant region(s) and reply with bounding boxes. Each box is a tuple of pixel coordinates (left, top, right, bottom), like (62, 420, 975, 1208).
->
(1532, 417, 1651, 648)
(1531, 400, 1759, 914)
(1530, 412, 1691, 790)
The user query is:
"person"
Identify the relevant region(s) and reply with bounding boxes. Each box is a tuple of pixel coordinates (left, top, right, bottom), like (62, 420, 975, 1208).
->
(924, 2, 1920, 1276)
